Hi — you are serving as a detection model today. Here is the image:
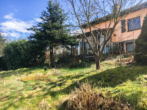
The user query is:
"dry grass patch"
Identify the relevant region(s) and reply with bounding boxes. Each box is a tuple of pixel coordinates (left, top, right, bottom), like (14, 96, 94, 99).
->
(67, 82, 130, 110)
(20, 74, 50, 82)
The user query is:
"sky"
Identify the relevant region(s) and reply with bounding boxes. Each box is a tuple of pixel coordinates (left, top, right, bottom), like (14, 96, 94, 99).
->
(0, 0, 146, 40)
(0, 0, 67, 40)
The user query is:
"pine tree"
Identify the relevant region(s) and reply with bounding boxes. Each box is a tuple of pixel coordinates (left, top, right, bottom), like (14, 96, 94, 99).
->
(0, 33, 6, 56)
(29, 0, 77, 67)
(135, 15, 147, 63)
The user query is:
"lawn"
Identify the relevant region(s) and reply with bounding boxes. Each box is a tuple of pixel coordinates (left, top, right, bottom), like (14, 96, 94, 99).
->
(0, 60, 147, 110)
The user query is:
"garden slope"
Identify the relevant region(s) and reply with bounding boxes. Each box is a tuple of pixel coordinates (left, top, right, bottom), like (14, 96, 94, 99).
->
(0, 61, 147, 110)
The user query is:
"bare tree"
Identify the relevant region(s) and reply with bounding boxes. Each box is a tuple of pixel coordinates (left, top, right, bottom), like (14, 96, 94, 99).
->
(65, 0, 144, 70)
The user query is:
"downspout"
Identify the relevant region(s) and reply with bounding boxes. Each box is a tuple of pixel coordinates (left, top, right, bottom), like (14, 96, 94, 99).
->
(111, 34, 113, 54)
(78, 41, 80, 55)
(97, 34, 98, 51)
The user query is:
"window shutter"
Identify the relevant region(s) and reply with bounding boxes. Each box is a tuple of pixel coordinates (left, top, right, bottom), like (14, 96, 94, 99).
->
(121, 20, 126, 32)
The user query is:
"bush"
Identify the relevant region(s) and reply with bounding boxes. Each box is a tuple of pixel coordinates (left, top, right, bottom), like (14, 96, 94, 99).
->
(67, 82, 130, 110)
(70, 62, 90, 68)
(57, 55, 71, 64)
(135, 15, 147, 63)
(3, 39, 45, 70)
(0, 57, 7, 70)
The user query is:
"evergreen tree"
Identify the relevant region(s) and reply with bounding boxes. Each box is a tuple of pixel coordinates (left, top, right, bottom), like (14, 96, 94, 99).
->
(0, 33, 6, 56)
(29, 0, 77, 67)
(135, 15, 147, 63)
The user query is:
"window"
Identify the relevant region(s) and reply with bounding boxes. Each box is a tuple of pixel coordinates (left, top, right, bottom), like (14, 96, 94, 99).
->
(98, 45, 100, 49)
(121, 19, 126, 32)
(105, 46, 109, 53)
(84, 42, 87, 51)
(75, 45, 79, 55)
(80, 42, 82, 54)
(128, 17, 141, 31)
(126, 42, 134, 52)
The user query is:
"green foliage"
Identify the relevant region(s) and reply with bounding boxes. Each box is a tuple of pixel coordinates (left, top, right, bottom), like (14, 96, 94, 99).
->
(0, 33, 6, 56)
(30, 0, 77, 66)
(3, 39, 45, 70)
(43, 63, 50, 71)
(57, 55, 71, 64)
(135, 15, 147, 63)
(29, 0, 78, 67)
(0, 57, 7, 70)
(81, 57, 89, 62)
(70, 62, 90, 68)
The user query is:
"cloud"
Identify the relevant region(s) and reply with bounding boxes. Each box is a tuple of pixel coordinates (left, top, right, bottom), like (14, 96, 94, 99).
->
(0, 13, 40, 39)
(1, 19, 34, 33)
(1, 32, 9, 37)
(34, 18, 42, 22)
(1, 14, 34, 34)
(10, 32, 20, 38)
(4, 13, 14, 19)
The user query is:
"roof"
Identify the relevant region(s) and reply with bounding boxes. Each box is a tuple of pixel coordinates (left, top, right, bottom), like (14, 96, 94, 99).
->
(82, 2, 147, 28)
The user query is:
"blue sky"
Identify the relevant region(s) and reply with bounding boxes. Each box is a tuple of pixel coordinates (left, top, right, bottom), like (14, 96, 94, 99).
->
(0, 0, 146, 40)
(0, 0, 67, 40)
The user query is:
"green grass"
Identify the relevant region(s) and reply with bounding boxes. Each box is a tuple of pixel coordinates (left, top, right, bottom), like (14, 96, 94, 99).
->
(0, 60, 147, 110)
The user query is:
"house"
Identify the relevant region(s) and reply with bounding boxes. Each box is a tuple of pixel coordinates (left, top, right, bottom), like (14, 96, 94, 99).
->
(72, 2, 147, 56)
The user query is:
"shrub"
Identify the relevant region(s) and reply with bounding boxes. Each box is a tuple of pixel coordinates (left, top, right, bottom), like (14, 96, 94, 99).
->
(135, 15, 147, 63)
(3, 39, 45, 70)
(70, 62, 90, 68)
(57, 55, 71, 64)
(0, 57, 7, 70)
(43, 63, 50, 71)
(67, 82, 130, 110)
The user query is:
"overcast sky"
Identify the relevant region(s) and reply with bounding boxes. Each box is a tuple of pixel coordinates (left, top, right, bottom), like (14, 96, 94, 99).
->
(0, 0, 67, 40)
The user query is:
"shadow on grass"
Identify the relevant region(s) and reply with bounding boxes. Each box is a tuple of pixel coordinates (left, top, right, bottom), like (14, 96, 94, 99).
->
(47, 64, 147, 94)
(47, 69, 97, 90)
(2, 64, 147, 109)
(46, 64, 147, 108)
(0, 66, 43, 79)
(56, 65, 147, 109)
(79, 65, 147, 87)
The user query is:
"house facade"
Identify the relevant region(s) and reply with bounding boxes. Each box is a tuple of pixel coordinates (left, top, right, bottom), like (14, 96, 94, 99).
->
(72, 2, 147, 56)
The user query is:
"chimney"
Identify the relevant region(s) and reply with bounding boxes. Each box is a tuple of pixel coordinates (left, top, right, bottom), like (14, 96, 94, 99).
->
(113, 4, 121, 14)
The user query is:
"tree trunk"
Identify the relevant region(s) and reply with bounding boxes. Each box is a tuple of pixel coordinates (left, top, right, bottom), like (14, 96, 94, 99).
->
(50, 46, 54, 67)
(95, 56, 100, 70)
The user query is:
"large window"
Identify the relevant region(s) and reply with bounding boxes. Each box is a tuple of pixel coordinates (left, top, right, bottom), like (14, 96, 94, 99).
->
(121, 19, 126, 32)
(126, 42, 134, 52)
(128, 17, 141, 31)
